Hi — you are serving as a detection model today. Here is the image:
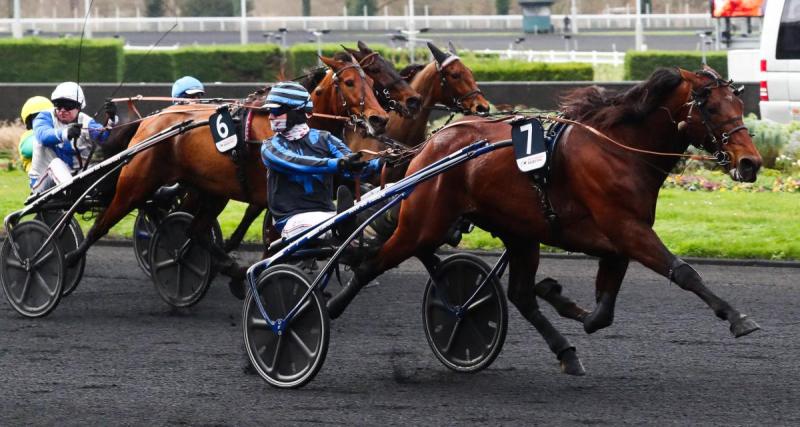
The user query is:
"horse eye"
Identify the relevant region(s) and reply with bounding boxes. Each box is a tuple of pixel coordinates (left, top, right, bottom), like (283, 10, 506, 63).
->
(707, 107, 718, 115)
(450, 72, 461, 79)
(345, 79, 355, 87)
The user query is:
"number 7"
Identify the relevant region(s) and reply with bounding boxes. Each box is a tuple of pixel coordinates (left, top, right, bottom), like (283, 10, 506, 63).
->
(521, 122, 533, 154)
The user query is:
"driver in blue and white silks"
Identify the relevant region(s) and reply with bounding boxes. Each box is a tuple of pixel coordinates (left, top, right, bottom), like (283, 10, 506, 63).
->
(260, 82, 381, 239)
(30, 81, 116, 193)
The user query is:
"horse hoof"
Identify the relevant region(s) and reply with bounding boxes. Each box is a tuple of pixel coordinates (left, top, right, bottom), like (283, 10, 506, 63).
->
(558, 348, 586, 376)
(228, 279, 245, 300)
(583, 312, 612, 334)
(730, 315, 760, 338)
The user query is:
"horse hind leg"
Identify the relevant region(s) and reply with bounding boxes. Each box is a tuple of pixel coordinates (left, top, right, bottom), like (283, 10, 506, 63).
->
(184, 196, 248, 299)
(533, 278, 590, 324)
(581, 255, 629, 334)
(505, 243, 585, 376)
(223, 204, 263, 253)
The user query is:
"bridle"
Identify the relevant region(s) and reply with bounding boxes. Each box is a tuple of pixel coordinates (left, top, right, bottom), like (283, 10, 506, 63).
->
(683, 70, 748, 166)
(357, 51, 408, 115)
(330, 62, 368, 127)
(435, 57, 483, 114)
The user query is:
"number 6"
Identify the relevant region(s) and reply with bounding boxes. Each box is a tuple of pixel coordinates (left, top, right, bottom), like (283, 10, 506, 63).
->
(216, 115, 229, 138)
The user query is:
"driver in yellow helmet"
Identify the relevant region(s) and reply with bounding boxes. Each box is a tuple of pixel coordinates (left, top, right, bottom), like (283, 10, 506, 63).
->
(17, 96, 54, 174)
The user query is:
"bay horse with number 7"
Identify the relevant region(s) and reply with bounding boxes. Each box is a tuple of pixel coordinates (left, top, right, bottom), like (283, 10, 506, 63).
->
(327, 66, 762, 374)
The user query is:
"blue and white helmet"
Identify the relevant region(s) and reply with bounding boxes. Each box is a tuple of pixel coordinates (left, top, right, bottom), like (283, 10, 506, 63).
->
(171, 76, 205, 98)
(265, 82, 313, 113)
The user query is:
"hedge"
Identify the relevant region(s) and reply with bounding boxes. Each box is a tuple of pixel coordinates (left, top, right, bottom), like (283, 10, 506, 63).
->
(172, 44, 282, 83)
(624, 51, 728, 80)
(0, 37, 124, 82)
(464, 59, 593, 81)
(123, 50, 175, 82)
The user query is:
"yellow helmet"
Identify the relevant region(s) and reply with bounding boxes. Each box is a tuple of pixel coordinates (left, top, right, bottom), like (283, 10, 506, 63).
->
(20, 96, 54, 123)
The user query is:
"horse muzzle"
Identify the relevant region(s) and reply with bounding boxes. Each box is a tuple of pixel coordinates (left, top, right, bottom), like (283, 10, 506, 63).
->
(730, 155, 761, 183)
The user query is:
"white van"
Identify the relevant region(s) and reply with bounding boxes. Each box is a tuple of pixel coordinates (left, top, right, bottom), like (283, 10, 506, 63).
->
(759, 0, 800, 123)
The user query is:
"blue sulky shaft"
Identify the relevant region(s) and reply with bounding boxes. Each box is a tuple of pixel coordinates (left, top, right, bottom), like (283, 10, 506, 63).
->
(246, 137, 513, 332)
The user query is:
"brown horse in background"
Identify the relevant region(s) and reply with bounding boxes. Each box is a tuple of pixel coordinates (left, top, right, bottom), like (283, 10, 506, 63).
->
(64, 55, 389, 296)
(347, 42, 490, 182)
(327, 66, 762, 375)
(223, 49, 419, 251)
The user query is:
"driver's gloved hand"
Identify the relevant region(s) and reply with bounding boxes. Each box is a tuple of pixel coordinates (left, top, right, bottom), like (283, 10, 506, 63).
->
(66, 122, 82, 141)
(338, 152, 367, 173)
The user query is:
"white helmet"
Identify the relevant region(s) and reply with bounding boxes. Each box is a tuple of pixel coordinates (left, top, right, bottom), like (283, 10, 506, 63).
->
(51, 81, 86, 109)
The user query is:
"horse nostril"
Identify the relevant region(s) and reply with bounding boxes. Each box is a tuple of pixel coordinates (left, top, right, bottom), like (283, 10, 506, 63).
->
(738, 157, 760, 182)
(475, 104, 489, 113)
(406, 97, 421, 113)
(369, 115, 388, 129)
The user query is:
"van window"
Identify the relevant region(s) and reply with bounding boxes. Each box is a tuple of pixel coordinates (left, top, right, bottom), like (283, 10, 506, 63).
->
(777, 0, 800, 59)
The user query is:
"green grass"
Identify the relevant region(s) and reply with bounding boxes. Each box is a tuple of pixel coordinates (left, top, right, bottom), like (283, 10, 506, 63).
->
(0, 169, 266, 243)
(461, 188, 800, 259)
(2, 169, 798, 260)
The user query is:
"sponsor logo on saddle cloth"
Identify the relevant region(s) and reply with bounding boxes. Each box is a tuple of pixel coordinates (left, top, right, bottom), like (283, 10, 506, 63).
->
(511, 117, 547, 172)
(209, 106, 239, 153)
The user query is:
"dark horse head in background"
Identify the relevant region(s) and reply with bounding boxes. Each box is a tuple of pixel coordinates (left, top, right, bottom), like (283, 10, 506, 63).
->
(324, 65, 762, 378)
(343, 41, 422, 119)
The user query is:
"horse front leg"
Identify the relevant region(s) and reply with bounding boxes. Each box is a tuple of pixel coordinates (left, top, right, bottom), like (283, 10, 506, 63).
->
(505, 243, 585, 376)
(583, 256, 629, 334)
(65, 176, 160, 267)
(619, 224, 760, 338)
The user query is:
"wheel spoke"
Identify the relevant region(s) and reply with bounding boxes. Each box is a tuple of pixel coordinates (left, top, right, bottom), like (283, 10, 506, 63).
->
(293, 297, 312, 319)
(12, 272, 33, 304)
(33, 270, 57, 298)
(31, 248, 56, 269)
(266, 334, 285, 374)
(173, 264, 183, 297)
(182, 261, 206, 279)
(464, 293, 493, 313)
(442, 317, 463, 354)
(153, 258, 178, 271)
(288, 328, 315, 358)
(249, 314, 268, 329)
(5, 256, 25, 271)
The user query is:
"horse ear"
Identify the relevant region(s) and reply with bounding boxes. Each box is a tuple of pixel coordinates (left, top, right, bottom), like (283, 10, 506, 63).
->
(319, 55, 337, 69)
(342, 45, 361, 59)
(447, 41, 458, 55)
(427, 42, 450, 65)
(357, 40, 372, 53)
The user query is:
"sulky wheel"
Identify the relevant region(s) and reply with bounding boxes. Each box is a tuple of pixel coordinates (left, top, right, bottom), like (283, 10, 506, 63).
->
(422, 253, 508, 373)
(132, 208, 163, 278)
(35, 211, 84, 296)
(148, 212, 216, 308)
(243, 264, 330, 389)
(1, 220, 64, 318)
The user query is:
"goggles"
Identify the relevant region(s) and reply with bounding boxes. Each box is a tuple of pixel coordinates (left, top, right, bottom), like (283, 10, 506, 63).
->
(53, 100, 81, 111)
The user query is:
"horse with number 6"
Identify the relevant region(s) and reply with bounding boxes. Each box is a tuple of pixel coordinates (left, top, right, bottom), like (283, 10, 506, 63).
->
(62, 54, 390, 301)
(326, 66, 763, 375)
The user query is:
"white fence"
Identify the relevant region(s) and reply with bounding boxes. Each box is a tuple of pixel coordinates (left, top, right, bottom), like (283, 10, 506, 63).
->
(481, 49, 625, 66)
(0, 13, 755, 35)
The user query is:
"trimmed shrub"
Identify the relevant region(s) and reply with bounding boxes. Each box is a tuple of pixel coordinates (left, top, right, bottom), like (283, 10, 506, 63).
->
(744, 114, 788, 169)
(624, 51, 728, 80)
(123, 50, 175, 82)
(464, 59, 593, 81)
(172, 44, 282, 83)
(0, 37, 124, 82)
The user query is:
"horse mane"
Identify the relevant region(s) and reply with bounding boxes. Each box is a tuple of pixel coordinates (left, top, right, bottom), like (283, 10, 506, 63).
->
(560, 68, 683, 128)
(399, 64, 425, 81)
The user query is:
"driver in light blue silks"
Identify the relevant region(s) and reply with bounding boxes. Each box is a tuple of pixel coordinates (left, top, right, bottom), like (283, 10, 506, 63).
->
(171, 76, 205, 102)
(260, 81, 381, 239)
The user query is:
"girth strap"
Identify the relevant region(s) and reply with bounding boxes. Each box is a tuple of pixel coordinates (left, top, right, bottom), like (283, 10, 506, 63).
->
(231, 107, 252, 203)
